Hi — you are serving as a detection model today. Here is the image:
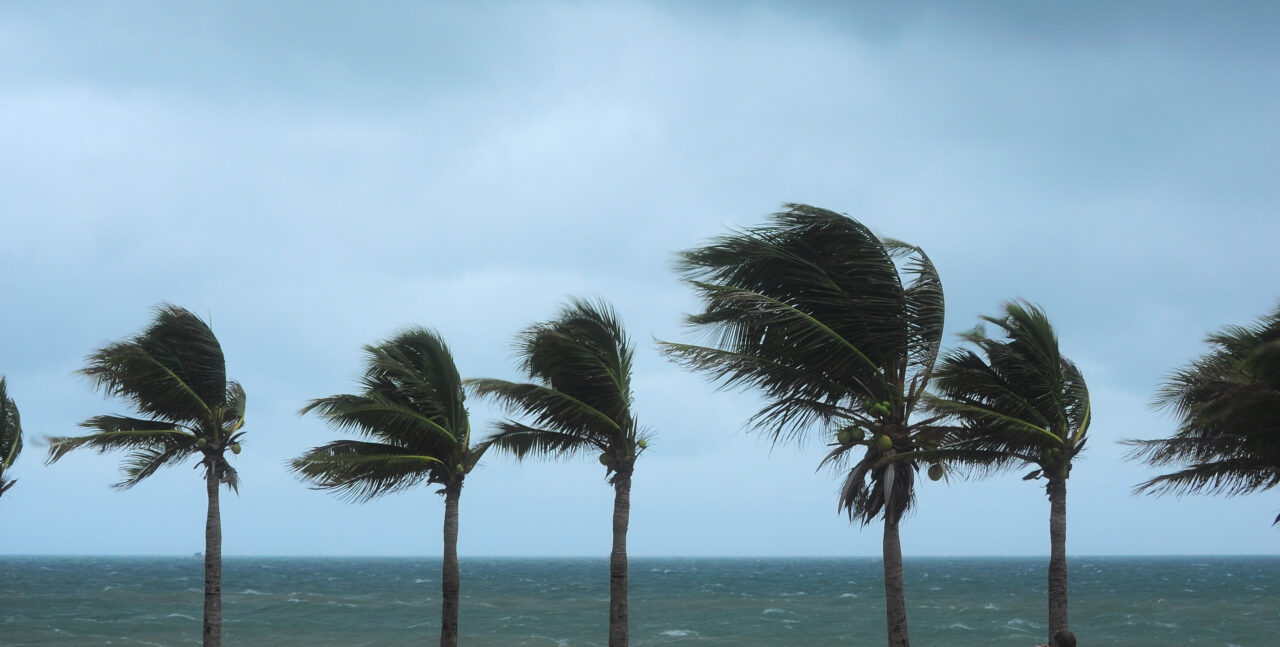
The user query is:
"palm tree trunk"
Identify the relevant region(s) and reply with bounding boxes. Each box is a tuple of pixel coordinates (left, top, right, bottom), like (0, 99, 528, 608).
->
(609, 469, 632, 647)
(882, 517, 909, 647)
(203, 461, 222, 647)
(1047, 476, 1068, 639)
(440, 482, 462, 647)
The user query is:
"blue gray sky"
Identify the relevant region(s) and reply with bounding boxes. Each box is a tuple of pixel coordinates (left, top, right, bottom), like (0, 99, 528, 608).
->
(2, 2, 1277, 557)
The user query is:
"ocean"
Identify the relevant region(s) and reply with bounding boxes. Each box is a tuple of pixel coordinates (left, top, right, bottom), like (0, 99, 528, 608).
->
(1, 556, 1275, 646)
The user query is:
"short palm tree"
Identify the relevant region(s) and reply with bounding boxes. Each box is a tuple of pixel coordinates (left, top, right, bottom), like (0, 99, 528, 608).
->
(921, 301, 1090, 640)
(290, 327, 485, 647)
(1126, 303, 1280, 522)
(0, 376, 23, 499)
(45, 304, 246, 647)
(660, 204, 945, 647)
(468, 298, 646, 647)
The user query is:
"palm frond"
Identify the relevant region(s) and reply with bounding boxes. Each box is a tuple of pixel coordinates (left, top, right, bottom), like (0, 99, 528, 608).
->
(468, 378, 622, 438)
(47, 428, 194, 464)
(0, 376, 22, 472)
(884, 239, 945, 408)
(484, 421, 602, 460)
(223, 381, 247, 433)
(289, 440, 445, 502)
(116, 444, 200, 489)
(301, 393, 461, 453)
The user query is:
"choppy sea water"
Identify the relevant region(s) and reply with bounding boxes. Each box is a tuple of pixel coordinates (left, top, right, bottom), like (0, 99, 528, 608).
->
(1, 556, 1275, 646)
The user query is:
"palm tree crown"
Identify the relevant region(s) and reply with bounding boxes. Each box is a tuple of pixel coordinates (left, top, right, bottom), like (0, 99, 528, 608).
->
(292, 327, 480, 500)
(469, 298, 643, 470)
(0, 376, 23, 498)
(925, 300, 1091, 481)
(661, 204, 945, 523)
(1126, 303, 1280, 521)
(46, 304, 246, 489)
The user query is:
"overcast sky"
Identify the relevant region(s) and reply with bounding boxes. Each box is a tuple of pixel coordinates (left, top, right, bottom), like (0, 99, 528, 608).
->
(2, 2, 1277, 558)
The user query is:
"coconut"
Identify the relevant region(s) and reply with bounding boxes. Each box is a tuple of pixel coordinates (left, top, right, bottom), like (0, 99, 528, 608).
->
(875, 434, 893, 452)
(197, 437, 208, 448)
(928, 464, 944, 481)
(836, 429, 853, 445)
(638, 439, 648, 449)
(599, 453, 610, 466)
(230, 443, 241, 455)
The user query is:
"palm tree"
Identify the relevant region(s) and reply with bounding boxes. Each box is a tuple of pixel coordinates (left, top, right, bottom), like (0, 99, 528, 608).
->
(660, 204, 945, 647)
(45, 304, 246, 647)
(1126, 303, 1280, 522)
(468, 298, 646, 647)
(920, 301, 1090, 640)
(0, 376, 23, 499)
(290, 327, 485, 647)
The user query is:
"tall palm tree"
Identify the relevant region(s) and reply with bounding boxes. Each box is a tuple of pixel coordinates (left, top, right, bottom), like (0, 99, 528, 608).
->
(45, 304, 246, 647)
(0, 376, 23, 499)
(290, 327, 485, 647)
(660, 204, 945, 647)
(468, 298, 646, 647)
(920, 301, 1090, 640)
(1126, 303, 1280, 522)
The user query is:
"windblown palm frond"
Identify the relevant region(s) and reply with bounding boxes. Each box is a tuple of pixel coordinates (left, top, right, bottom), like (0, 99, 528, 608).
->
(293, 327, 482, 497)
(1126, 304, 1280, 513)
(660, 204, 946, 525)
(923, 300, 1090, 481)
(0, 376, 23, 498)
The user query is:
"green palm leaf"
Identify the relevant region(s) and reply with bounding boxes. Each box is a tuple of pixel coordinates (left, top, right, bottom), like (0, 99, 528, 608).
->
(290, 440, 445, 502)
(484, 422, 603, 460)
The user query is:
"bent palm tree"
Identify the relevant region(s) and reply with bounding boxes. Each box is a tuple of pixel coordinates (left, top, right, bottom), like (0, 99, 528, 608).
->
(468, 299, 646, 647)
(1126, 303, 1280, 522)
(291, 328, 485, 647)
(921, 301, 1090, 640)
(45, 305, 246, 647)
(1, 376, 23, 499)
(660, 204, 945, 647)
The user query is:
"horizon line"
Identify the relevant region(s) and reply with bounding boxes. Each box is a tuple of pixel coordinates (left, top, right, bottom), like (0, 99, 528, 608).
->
(4, 552, 1276, 559)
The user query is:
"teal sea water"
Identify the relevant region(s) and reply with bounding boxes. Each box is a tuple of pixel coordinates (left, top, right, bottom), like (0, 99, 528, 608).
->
(1, 556, 1275, 646)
